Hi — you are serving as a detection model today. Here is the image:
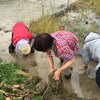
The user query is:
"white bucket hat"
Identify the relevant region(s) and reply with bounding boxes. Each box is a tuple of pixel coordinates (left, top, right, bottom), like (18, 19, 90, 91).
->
(16, 39, 31, 55)
(20, 44, 31, 55)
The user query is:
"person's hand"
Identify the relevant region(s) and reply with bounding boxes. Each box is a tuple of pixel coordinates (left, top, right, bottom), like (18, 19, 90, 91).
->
(83, 64, 88, 69)
(54, 69, 61, 80)
(79, 64, 88, 71)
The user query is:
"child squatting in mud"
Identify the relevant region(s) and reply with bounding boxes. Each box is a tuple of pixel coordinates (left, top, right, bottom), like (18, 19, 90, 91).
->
(9, 22, 36, 56)
(33, 31, 79, 80)
(79, 32, 100, 88)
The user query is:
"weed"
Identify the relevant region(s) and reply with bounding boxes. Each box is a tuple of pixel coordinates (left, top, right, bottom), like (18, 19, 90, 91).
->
(0, 90, 4, 100)
(70, 0, 100, 15)
(29, 16, 60, 35)
(0, 60, 27, 85)
(0, 58, 2, 64)
(89, 23, 98, 33)
(33, 95, 44, 100)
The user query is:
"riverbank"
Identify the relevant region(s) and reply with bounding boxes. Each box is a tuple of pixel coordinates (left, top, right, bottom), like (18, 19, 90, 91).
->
(0, 0, 100, 99)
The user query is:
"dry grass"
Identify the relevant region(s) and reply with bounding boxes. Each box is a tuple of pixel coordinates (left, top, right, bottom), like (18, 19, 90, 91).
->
(70, 0, 100, 15)
(89, 23, 98, 33)
(29, 16, 60, 35)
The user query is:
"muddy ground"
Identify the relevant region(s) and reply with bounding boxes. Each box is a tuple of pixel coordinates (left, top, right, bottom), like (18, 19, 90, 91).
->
(0, 0, 100, 99)
(0, 31, 100, 100)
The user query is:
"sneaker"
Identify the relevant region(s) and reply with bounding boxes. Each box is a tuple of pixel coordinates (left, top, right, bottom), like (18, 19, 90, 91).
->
(9, 44, 15, 53)
(31, 48, 34, 53)
(64, 73, 71, 80)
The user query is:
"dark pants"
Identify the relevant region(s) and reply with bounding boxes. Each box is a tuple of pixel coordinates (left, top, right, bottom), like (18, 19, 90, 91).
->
(8, 33, 15, 53)
(96, 67, 100, 88)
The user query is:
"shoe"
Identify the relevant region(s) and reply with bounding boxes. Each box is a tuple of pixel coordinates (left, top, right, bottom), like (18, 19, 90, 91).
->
(31, 48, 34, 53)
(9, 44, 15, 53)
(64, 73, 71, 80)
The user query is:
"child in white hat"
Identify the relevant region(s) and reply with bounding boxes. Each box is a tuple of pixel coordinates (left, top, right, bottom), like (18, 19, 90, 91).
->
(9, 22, 36, 56)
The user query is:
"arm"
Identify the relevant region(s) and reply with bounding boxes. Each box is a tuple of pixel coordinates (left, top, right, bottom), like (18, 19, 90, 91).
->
(54, 59, 75, 80)
(73, 34, 79, 55)
(48, 55, 54, 72)
(82, 45, 90, 68)
(29, 39, 34, 47)
(73, 43, 79, 55)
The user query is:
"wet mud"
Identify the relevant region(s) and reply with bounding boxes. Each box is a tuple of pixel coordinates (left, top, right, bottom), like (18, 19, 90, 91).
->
(0, 31, 100, 99)
(0, 0, 100, 99)
(43, 70, 82, 100)
(0, 32, 100, 100)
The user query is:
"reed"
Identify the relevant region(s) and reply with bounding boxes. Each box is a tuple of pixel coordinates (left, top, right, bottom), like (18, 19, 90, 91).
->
(70, 0, 100, 15)
(29, 16, 60, 35)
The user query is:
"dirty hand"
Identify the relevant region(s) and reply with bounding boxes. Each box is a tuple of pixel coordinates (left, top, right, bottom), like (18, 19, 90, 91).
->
(79, 64, 88, 71)
(54, 69, 61, 80)
(83, 64, 88, 69)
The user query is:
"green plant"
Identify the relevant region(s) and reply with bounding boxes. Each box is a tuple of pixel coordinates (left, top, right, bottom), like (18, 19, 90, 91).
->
(0, 58, 2, 64)
(33, 95, 44, 100)
(0, 90, 4, 100)
(0, 60, 27, 85)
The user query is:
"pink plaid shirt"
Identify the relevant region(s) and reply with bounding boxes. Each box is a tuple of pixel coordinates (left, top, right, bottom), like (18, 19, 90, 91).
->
(47, 31, 79, 62)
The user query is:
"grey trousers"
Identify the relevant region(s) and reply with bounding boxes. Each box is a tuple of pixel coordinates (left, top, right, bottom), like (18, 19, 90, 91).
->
(62, 61, 71, 76)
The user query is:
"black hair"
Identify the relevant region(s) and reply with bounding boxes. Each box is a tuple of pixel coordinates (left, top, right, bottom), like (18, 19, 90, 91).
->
(33, 33, 54, 52)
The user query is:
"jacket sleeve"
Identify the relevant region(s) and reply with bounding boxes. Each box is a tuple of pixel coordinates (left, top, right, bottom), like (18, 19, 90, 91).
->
(82, 45, 90, 65)
(73, 43, 79, 55)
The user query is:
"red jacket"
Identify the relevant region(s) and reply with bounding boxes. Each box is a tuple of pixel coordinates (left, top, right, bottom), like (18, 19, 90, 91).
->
(12, 22, 33, 45)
